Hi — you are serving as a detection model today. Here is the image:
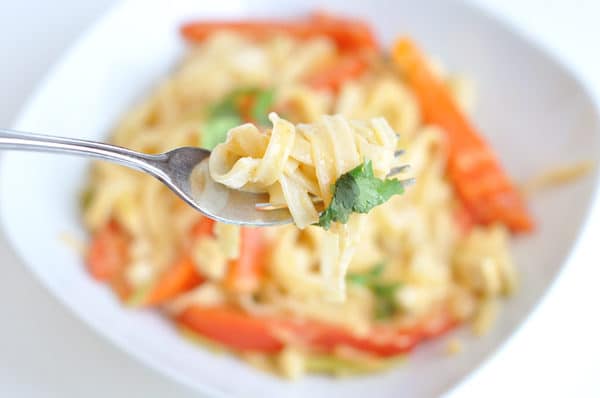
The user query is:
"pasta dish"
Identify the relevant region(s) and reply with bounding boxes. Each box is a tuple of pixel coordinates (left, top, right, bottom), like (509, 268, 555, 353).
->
(81, 12, 533, 378)
(209, 113, 403, 300)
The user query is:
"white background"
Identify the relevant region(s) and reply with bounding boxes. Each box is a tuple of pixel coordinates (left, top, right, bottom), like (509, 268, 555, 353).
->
(1, 1, 599, 397)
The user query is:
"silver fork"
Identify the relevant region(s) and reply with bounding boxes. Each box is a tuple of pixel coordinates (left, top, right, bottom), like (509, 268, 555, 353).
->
(0, 129, 411, 226)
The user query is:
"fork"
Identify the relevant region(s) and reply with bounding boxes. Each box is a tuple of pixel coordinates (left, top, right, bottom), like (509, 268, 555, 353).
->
(0, 128, 410, 226)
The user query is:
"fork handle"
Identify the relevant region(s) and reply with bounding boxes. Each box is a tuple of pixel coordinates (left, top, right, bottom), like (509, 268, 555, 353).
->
(0, 128, 167, 177)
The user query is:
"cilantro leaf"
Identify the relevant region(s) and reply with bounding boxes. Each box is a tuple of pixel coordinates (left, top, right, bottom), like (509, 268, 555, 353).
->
(251, 88, 275, 126)
(372, 282, 402, 320)
(201, 114, 241, 150)
(374, 296, 397, 320)
(347, 263, 385, 286)
(318, 160, 404, 229)
(200, 87, 275, 150)
(346, 263, 402, 321)
(372, 282, 402, 299)
(319, 173, 359, 228)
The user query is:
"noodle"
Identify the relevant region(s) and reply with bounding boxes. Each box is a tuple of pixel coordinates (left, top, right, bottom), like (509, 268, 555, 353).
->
(208, 113, 399, 299)
(82, 29, 522, 377)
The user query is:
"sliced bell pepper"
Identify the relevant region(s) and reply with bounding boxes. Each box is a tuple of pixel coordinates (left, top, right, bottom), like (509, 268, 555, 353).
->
(144, 217, 215, 306)
(392, 38, 533, 233)
(177, 305, 455, 357)
(306, 55, 369, 92)
(86, 220, 129, 282)
(223, 227, 266, 294)
(180, 12, 377, 52)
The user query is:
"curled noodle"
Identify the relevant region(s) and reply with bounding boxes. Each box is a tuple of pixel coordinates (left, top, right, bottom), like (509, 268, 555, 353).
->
(209, 113, 398, 299)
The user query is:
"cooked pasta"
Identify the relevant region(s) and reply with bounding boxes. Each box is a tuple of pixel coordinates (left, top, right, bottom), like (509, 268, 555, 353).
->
(82, 13, 533, 378)
(209, 113, 400, 299)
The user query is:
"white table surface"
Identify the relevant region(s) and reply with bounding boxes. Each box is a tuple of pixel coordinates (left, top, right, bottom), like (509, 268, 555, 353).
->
(1, 1, 599, 397)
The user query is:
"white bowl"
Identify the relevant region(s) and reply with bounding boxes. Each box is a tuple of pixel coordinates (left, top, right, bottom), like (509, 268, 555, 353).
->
(1, 0, 599, 397)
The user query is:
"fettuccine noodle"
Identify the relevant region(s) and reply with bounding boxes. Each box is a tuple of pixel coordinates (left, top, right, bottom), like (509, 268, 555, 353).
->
(209, 113, 399, 299)
(82, 25, 524, 378)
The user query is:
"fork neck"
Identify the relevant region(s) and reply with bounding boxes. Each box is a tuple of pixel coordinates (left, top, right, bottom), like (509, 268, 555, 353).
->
(0, 128, 168, 178)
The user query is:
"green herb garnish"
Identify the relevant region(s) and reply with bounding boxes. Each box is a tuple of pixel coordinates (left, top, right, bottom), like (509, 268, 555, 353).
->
(201, 114, 241, 150)
(318, 161, 404, 229)
(346, 263, 385, 286)
(347, 263, 402, 321)
(200, 87, 275, 150)
(372, 282, 402, 320)
(251, 89, 275, 126)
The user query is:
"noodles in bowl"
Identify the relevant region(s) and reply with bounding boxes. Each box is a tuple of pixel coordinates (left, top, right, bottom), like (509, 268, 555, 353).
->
(81, 12, 533, 378)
